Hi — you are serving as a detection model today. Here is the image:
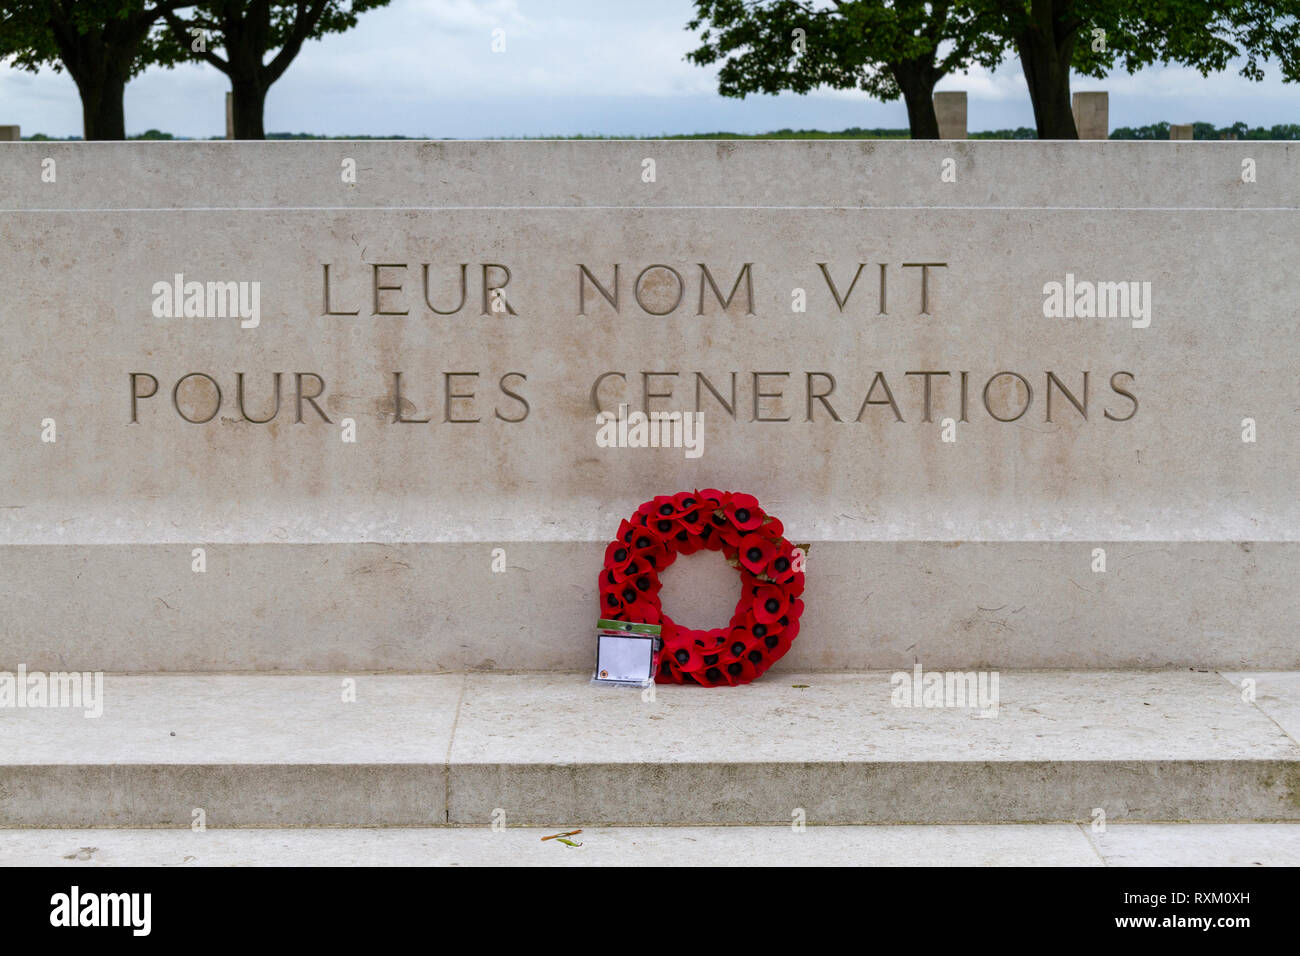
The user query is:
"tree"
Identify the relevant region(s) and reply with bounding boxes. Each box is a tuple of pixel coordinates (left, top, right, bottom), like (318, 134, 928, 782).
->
(0, 1, 189, 140)
(686, 1, 1006, 140)
(978, 0, 1300, 139)
(158, 1, 391, 139)
(687, 1, 1300, 141)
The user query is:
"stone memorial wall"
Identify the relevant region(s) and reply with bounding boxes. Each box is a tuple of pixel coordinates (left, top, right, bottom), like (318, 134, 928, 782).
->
(1, 141, 1296, 672)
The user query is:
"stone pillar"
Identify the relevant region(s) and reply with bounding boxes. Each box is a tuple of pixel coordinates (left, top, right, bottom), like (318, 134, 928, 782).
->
(1072, 91, 1108, 139)
(0, 126, 20, 141)
(1169, 124, 1194, 141)
(226, 93, 234, 140)
(933, 91, 967, 140)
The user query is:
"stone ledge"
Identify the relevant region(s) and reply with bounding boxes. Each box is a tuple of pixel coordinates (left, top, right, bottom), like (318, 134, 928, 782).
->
(1, 672, 1297, 826)
(2, 823, 1298, 867)
(2, 141, 1297, 211)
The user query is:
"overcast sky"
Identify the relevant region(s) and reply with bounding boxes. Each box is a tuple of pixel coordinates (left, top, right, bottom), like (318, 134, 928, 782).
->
(2, 0, 1296, 138)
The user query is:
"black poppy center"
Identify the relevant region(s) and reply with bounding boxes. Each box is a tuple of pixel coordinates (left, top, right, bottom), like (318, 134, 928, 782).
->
(622, 588, 637, 602)
(614, 548, 627, 562)
(753, 623, 768, 637)
(730, 642, 745, 656)
(735, 508, 750, 523)
(746, 547, 762, 562)
(764, 598, 780, 613)
(635, 576, 651, 591)
(674, 649, 689, 664)
(658, 504, 674, 515)
(636, 537, 651, 549)
(774, 556, 790, 572)
(656, 520, 672, 532)
(705, 667, 722, 682)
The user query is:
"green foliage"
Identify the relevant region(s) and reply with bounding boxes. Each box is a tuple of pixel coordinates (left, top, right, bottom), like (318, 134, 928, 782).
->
(156, 1, 392, 80)
(961, 0, 1300, 81)
(686, 0, 1005, 103)
(0, 1, 183, 78)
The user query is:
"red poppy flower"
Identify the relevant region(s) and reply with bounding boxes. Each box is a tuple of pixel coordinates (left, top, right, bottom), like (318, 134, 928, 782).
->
(603, 539, 632, 567)
(695, 488, 725, 509)
(745, 607, 784, 636)
(785, 572, 805, 598)
(723, 492, 765, 531)
(753, 585, 789, 624)
(628, 524, 670, 561)
(764, 543, 799, 584)
(712, 521, 745, 549)
(677, 500, 708, 533)
(618, 599, 661, 625)
(672, 490, 702, 512)
(672, 532, 705, 555)
(736, 533, 775, 574)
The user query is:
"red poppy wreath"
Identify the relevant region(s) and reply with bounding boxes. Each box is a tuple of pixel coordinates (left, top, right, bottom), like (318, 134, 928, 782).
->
(599, 490, 805, 687)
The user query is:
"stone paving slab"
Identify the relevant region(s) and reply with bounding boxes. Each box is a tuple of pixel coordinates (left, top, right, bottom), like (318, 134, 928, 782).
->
(2, 823, 1297, 867)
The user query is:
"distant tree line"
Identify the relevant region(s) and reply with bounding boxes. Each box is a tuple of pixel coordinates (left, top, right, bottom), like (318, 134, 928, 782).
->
(21, 122, 1297, 142)
(1111, 121, 1300, 139)
(687, 1, 1300, 139)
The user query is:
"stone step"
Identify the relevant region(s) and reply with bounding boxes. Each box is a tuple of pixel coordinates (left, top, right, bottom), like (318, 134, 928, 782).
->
(1, 671, 1296, 827)
(5, 823, 1300, 867)
(3, 541, 1297, 672)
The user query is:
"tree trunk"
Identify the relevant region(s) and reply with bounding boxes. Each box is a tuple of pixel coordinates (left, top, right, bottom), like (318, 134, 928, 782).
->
(900, 82, 941, 140)
(893, 62, 942, 140)
(1015, 1, 1078, 139)
(74, 70, 128, 140)
(230, 77, 268, 140)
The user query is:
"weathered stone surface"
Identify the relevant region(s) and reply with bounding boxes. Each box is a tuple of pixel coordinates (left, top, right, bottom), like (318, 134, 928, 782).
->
(934, 91, 967, 139)
(1, 142, 1296, 671)
(2, 672, 1297, 826)
(1072, 92, 1109, 139)
(1, 542, 1297, 671)
(0, 824, 1110, 867)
